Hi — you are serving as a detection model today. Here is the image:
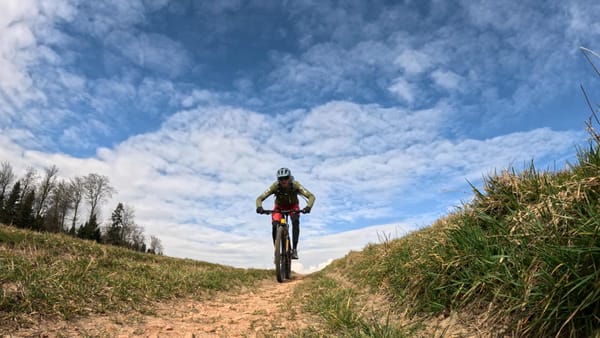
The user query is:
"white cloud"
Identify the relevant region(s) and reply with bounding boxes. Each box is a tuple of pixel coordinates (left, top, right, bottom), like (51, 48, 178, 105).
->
(181, 89, 220, 107)
(431, 69, 462, 91)
(394, 49, 433, 75)
(201, 0, 245, 15)
(0, 0, 78, 134)
(460, 0, 543, 34)
(142, 0, 170, 12)
(0, 0, 45, 107)
(388, 77, 415, 103)
(104, 31, 191, 78)
(266, 40, 399, 103)
(566, 1, 600, 38)
(70, 1, 146, 39)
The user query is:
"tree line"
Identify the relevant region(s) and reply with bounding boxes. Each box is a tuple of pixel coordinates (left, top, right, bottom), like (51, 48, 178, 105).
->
(0, 161, 163, 255)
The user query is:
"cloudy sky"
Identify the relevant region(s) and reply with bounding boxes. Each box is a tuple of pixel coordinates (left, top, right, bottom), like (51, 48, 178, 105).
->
(1, 0, 599, 273)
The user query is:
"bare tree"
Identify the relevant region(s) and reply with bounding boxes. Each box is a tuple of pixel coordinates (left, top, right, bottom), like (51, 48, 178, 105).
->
(0, 161, 15, 199)
(69, 176, 84, 229)
(83, 173, 115, 222)
(149, 236, 164, 255)
(19, 167, 38, 200)
(56, 181, 73, 232)
(127, 224, 145, 251)
(121, 204, 136, 231)
(121, 204, 145, 251)
(45, 180, 73, 232)
(35, 165, 59, 218)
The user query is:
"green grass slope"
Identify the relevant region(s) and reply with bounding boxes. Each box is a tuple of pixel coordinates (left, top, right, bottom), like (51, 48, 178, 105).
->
(297, 141, 599, 337)
(0, 227, 272, 333)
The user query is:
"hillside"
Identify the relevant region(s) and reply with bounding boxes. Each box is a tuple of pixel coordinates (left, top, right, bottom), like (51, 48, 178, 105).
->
(2, 135, 599, 337)
(293, 136, 600, 336)
(0, 226, 273, 335)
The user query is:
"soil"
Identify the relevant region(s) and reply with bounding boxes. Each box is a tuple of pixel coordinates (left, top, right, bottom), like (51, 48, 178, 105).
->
(9, 275, 317, 338)
(7, 273, 490, 338)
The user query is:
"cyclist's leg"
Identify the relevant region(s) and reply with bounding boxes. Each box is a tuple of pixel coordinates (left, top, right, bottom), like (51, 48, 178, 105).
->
(271, 205, 283, 244)
(272, 222, 278, 244)
(291, 204, 300, 250)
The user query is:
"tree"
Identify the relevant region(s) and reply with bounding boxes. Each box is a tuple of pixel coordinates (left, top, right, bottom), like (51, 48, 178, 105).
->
(35, 165, 58, 218)
(77, 213, 101, 242)
(120, 204, 145, 251)
(15, 190, 35, 229)
(105, 202, 125, 246)
(19, 167, 37, 201)
(1, 181, 21, 225)
(126, 223, 145, 252)
(69, 176, 84, 231)
(0, 162, 15, 214)
(44, 180, 72, 233)
(104, 203, 146, 251)
(83, 173, 115, 222)
(148, 236, 164, 255)
(0, 161, 15, 199)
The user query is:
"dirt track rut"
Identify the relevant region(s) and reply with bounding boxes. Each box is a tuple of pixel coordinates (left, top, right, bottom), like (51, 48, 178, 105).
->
(12, 275, 314, 337)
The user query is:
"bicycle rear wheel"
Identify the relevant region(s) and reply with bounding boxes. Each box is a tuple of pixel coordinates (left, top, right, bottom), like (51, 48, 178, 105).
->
(274, 226, 285, 283)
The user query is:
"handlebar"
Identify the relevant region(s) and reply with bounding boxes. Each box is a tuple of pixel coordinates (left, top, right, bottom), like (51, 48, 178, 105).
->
(261, 209, 306, 215)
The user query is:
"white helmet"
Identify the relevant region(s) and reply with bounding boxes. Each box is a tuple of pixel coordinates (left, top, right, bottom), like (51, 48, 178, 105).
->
(276, 167, 291, 179)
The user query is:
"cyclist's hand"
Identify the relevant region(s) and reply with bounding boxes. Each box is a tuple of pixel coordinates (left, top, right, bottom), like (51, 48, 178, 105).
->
(256, 206, 264, 214)
(302, 206, 311, 214)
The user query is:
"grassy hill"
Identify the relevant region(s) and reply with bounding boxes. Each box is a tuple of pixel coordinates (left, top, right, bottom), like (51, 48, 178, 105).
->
(293, 138, 600, 337)
(0, 226, 272, 333)
(1, 136, 599, 337)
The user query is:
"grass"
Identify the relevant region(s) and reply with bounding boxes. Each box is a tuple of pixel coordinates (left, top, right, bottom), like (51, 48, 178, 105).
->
(296, 140, 600, 337)
(0, 226, 272, 333)
(293, 272, 409, 337)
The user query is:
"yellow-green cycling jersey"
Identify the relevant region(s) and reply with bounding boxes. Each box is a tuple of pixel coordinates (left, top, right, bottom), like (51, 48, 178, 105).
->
(256, 180, 315, 209)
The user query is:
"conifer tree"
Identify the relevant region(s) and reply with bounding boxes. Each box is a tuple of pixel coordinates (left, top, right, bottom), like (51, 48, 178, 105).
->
(105, 203, 125, 246)
(1, 181, 21, 225)
(16, 190, 36, 229)
(77, 213, 101, 242)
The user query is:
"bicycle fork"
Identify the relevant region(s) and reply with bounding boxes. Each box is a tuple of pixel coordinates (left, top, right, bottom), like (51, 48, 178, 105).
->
(274, 218, 290, 254)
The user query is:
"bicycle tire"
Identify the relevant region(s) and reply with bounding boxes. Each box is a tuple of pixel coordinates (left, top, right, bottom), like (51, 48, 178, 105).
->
(275, 226, 285, 283)
(284, 234, 292, 279)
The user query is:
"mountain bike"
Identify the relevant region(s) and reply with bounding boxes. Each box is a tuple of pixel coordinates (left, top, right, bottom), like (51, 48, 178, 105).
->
(262, 209, 304, 283)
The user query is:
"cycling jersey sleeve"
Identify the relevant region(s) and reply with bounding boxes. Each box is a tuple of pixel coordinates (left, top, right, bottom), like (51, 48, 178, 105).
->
(256, 182, 278, 208)
(295, 181, 316, 208)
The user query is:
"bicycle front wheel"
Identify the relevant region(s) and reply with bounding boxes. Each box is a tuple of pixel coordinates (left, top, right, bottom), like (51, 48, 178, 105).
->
(274, 226, 285, 283)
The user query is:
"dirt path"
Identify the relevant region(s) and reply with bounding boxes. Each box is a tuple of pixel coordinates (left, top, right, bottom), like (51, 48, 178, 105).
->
(13, 275, 316, 338)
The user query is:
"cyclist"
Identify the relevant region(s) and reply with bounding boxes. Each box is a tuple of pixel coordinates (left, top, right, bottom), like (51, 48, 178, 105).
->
(256, 167, 315, 259)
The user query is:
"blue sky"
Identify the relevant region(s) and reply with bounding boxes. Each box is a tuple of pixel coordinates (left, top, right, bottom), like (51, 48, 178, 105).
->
(1, 0, 600, 272)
